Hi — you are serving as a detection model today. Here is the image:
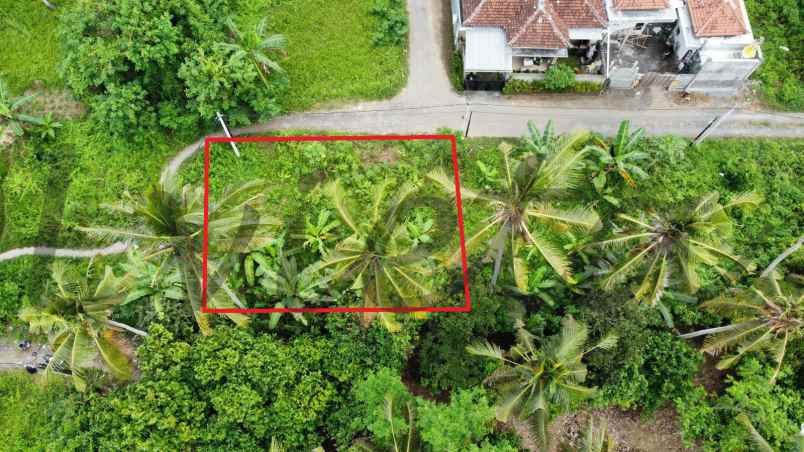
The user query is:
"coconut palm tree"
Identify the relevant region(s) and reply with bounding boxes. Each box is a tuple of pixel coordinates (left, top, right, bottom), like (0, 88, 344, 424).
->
(19, 261, 146, 391)
(588, 120, 649, 190)
(468, 316, 618, 451)
(594, 191, 761, 321)
(80, 174, 280, 334)
(218, 17, 287, 91)
(321, 179, 432, 331)
(429, 134, 600, 289)
(0, 78, 44, 142)
(679, 272, 802, 383)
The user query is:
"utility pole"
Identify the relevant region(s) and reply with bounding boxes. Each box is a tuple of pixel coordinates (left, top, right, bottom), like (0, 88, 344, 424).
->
(215, 111, 241, 157)
(691, 106, 736, 146)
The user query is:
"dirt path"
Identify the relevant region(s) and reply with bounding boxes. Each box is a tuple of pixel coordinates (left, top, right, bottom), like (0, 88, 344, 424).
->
(0, 242, 128, 262)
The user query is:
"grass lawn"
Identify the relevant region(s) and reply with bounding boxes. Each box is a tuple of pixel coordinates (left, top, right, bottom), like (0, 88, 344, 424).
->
(0, 0, 62, 94)
(237, 0, 408, 111)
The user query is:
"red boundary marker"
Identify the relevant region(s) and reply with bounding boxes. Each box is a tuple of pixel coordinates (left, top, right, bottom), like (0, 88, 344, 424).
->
(201, 134, 472, 314)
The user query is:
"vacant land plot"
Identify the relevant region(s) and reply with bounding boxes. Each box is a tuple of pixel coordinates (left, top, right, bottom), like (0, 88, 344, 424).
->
(237, 0, 408, 111)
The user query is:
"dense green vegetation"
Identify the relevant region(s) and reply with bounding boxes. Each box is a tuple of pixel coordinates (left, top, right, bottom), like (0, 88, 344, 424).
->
(744, 0, 803, 110)
(0, 1, 802, 451)
(2, 125, 801, 450)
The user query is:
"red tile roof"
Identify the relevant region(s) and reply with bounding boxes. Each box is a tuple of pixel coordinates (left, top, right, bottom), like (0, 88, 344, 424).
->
(687, 0, 748, 37)
(463, 0, 607, 49)
(510, 1, 571, 48)
(613, 0, 669, 10)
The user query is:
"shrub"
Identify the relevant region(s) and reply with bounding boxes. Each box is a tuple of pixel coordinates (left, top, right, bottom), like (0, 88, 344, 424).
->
(502, 77, 601, 94)
(370, 0, 408, 47)
(542, 63, 576, 91)
(344, 368, 518, 451)
(675, 358, 804, 451)
(450, 50, 465, 92)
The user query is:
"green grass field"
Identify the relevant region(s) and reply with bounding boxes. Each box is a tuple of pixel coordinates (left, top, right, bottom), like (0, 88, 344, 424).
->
(237, 0, 408, 111)
(0, 0, 62, 94)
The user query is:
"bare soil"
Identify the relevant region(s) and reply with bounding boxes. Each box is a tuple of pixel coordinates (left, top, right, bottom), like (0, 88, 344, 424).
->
(548, 407, 700, 452)
(23, 81, 86, 120)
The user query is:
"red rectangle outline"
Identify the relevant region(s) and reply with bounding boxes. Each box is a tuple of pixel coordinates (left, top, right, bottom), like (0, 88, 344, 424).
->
(201, 134, 471, 314)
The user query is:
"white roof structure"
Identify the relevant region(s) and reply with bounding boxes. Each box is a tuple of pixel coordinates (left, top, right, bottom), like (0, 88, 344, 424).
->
(464, 27, 514, 72)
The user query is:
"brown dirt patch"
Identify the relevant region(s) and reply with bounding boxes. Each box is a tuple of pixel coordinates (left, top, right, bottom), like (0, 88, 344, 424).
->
(360, 143, 401, 166)
(23, 81, 86, 120)
(548, 407, 700, 452)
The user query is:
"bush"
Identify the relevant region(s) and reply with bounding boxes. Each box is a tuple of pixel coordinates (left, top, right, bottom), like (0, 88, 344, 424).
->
(370, 0, 408, 47)
(583, 297, 702, 413)
(450, 50, 465, 92)
(502, 77, 601, 95)
(343, 368, 518, 451)
(59, 0, 285, 136)
(675, 358, 804, 451)
(543, 63, 576, 91)
(0, 373, 83, 451)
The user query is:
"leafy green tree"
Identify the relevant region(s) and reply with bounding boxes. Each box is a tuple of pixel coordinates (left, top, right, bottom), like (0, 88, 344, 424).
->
(19, 262, 144, 391)
(589, 120, 649, 190)
(81, 175, 279, 334)
(680, 274, 802, 383)
(218, 18, 287, 91)
(429, 137, 600, 288)
(59, 0, 285, 135)
(322, 180, 432, 331)
(595, 191, 761, 322)
(0, 78, 44, 142)
(468, 316, 617, 451)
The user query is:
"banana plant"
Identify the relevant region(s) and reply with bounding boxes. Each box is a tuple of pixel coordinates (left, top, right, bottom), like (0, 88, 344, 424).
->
(19, 261, 146, 391)
(588, 120, 650, 190)
(293, 209, 340, 256)
(248, 249, 331, 329)
(0, 78, 45, 141)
